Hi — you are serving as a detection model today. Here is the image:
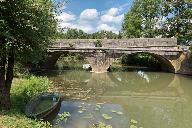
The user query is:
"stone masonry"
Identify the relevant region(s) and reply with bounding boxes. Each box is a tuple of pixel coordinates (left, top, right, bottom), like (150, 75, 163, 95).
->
(46, 38, 187, 73)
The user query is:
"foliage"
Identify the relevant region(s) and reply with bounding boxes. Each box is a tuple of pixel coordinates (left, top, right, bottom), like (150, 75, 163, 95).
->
(122, 0, 162, 38)
(91, 31, 119, 39)
(11, 75, 51, 108)
(0, 110, 51, 128)
(0, 0, 57, 109)
(58, 28, 119, 39)
(13, 62, 30, 77)
(58, 28, 89, 39)
(0, 0, 57, 63)
(122, 0, 192, 44)
(0, 76, 52, 128)
(122, 0, 143, 38)
(56, 53, 88, 70)
(90, 122, 112, 128)
(160, 0, 192, 44)
(102, 113, 112, 120)
(94, 40, 102, 47)
(121, 53, 161, 70)
(58, 112, 71, 122)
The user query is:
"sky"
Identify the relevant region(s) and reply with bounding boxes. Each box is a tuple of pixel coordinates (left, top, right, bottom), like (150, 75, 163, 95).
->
(56, 0, 133, 34)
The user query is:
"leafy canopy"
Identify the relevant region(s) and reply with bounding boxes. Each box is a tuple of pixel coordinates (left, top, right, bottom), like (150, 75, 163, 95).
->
(122, 0, 192, 44)
(0, 0, 57, 63)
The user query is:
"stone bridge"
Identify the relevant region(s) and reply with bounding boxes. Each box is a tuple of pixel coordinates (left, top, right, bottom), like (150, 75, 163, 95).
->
(46, 38, 186, 73)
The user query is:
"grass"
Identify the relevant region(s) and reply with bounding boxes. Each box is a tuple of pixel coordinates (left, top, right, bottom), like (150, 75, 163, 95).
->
(0, 75, 52, 128)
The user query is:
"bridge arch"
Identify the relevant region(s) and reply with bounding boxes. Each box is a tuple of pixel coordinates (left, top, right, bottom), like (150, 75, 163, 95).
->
(114, 52, 175, 73)
(43, 51, 176, 73)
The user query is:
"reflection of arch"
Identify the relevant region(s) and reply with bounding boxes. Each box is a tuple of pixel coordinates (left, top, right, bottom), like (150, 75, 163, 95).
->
(113, 52, 175, 73)
(107, 71, 175, 93)
(98, 73, 186, 105)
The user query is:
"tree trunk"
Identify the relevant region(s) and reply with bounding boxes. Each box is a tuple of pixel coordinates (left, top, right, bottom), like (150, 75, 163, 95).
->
(0, 36, 8, 110)
(4, 46, 15, 109)
(0, 36, 15, 110)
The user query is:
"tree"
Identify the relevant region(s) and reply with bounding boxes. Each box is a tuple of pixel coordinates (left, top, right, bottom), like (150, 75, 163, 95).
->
(91, 31, 119, 39)
(0, 0, 57, 110)
(122, 0, 192, 44)
(141, 0, 163, 37)
(122, 0, 143, 38)
(122, 0, 162, 38)
(161, 0, 192, 44)
(59, 29, 119, 39)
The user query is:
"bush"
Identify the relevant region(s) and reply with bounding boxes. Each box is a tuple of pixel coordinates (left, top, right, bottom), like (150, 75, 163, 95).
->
(11, 75, 52, 110)
(94, 40, 102, 47)
(14, 62, 29, 77)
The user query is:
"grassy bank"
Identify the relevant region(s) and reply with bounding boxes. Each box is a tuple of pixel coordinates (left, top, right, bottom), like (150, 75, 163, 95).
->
(0, 75, 52, 128)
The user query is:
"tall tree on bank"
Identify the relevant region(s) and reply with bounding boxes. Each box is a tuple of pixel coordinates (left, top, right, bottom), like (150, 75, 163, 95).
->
(161, 0, 192, 44)
(122, 0, 143, 38)
(122, 0, 162, 38)
(122, 0, 192, 44)
(0, 0, 57, 110)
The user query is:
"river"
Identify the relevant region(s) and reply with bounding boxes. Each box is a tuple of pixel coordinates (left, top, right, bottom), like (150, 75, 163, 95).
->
(38, 70, 192, 128)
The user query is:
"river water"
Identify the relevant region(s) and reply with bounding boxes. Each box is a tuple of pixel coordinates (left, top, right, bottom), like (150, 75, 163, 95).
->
(38, 70, 192, 128)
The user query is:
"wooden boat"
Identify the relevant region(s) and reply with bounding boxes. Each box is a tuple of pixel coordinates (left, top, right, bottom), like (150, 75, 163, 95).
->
(25, 92, 61, 119)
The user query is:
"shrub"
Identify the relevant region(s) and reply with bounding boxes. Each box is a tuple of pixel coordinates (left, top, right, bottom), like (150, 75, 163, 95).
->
(14, 62, 30, 77)
(11, 75, 52, 109)
(94, 40, 102, 47)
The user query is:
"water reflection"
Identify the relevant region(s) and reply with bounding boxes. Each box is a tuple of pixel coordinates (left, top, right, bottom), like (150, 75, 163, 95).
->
(39, 70, 192, 128)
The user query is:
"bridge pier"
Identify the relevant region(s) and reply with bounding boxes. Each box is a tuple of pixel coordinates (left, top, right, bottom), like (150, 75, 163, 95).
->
(87, 50, 113, 73)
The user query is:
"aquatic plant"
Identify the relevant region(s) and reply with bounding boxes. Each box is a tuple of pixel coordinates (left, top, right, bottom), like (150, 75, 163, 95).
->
(90, 122, 112, 128)
(78, 107, 87, 114)
(82, 113, 94, 119)
(130, 125, 137, 128)
(130, 119, 138, 124)
(130, 119, 143, 128)
(96, 104, 101, 109)
(58, 112, 71, 122)
(102, 113, 112, 120)
(111, 110, 123, 115)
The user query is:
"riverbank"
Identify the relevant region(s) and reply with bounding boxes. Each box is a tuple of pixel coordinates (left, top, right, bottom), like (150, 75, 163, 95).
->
(0, 75, 52, 128)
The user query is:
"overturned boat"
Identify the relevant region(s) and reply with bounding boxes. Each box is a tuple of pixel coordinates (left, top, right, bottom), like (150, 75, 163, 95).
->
(25, 92, 61, 119)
